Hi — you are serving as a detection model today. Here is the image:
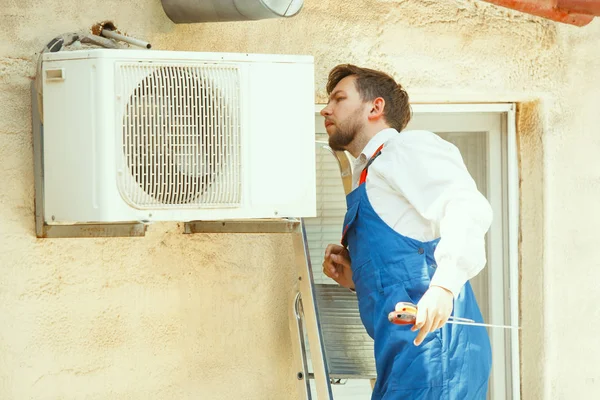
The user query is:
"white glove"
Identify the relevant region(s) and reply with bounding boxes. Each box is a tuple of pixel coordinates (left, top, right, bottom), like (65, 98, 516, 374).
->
(402, 285, 453, 346)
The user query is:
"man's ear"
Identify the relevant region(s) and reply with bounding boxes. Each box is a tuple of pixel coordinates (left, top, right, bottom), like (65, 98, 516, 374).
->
(368, 97, 385, 121)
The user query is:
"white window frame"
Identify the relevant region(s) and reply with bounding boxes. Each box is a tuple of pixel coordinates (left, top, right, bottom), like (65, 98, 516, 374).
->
(313, 103, 520, 400)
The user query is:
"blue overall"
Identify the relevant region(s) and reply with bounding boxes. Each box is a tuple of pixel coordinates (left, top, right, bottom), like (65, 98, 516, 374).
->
(341, 147, 492, 399)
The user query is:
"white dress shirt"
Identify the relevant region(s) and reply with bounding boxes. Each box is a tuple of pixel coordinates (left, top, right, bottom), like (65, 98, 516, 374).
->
(351, 128, 493, 298)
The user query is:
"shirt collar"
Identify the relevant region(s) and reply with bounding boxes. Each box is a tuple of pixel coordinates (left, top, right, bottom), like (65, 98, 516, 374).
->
(359, 128, 399, 161)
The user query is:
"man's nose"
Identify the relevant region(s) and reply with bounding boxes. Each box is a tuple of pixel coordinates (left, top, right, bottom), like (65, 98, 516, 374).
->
(320, 106, 331, 117)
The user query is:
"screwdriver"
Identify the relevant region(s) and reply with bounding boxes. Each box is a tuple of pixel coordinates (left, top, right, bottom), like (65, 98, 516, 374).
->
(388, 302, 520, 330)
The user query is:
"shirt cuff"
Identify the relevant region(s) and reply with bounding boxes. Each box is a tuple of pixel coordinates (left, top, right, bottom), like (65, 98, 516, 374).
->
(429, 261, 469, 299)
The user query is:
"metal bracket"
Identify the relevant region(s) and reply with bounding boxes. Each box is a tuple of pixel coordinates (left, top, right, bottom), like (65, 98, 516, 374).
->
(31, 82, 146, 238)
(184, 218, 300, 234)
(37, 223, 147, 239)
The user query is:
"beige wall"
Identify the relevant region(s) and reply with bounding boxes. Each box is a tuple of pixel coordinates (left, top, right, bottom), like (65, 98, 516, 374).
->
(1, 0, 599, 399)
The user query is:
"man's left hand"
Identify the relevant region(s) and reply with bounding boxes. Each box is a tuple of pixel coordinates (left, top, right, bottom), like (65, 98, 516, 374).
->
(406, 286, 454, 346)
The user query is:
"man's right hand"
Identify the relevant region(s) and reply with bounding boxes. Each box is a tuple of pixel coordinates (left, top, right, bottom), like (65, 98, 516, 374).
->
(322, 244, 354, 289)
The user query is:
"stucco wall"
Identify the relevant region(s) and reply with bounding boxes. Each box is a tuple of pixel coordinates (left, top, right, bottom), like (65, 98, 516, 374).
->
(1, 0, 599, 399)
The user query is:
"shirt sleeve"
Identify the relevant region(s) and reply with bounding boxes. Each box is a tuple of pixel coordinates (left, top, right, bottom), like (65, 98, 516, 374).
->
(380, 131, 493, 298)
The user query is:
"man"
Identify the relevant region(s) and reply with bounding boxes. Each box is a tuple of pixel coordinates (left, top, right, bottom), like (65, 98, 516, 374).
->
(321, 64, 493, 399)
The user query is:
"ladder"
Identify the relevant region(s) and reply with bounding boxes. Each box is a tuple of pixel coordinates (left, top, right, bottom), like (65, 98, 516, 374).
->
(290, 147, 376, 400)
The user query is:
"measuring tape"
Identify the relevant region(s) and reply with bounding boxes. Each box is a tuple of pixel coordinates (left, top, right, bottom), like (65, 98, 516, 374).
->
(388, 302, 520, 330)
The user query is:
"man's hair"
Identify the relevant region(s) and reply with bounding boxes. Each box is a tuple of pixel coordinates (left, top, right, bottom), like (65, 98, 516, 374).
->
(326, 64, 411, 132)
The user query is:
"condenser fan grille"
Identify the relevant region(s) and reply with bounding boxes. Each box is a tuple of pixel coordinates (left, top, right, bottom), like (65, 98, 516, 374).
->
(118, 63, 241, 209)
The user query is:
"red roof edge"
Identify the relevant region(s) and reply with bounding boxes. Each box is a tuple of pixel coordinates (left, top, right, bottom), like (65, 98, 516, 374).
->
(557, 0, 600, 15)
(482, 0, 596, 26)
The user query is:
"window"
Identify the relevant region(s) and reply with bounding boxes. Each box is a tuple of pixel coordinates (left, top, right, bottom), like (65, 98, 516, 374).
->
(305, 104, 519, 400)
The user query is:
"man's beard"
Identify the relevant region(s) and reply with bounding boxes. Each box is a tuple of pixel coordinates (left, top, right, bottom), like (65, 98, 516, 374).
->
(328, 109, 364, 151)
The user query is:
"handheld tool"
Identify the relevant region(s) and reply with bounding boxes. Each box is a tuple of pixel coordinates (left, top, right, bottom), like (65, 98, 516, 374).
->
(388, 302, 521, 330)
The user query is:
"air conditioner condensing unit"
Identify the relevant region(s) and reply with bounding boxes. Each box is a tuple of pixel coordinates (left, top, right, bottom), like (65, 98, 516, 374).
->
(40, 49, 316, 224)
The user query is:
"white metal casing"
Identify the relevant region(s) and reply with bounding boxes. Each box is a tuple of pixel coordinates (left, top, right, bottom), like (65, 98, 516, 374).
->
(41, 49, 316, 224)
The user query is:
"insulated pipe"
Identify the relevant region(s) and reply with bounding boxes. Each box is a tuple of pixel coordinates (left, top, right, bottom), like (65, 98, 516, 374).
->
(100, 29, 152, 49)
(161, 0, 304, 23)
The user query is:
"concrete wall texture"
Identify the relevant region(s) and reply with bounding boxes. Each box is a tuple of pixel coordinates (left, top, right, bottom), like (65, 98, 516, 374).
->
(1, 0, 599, 399)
